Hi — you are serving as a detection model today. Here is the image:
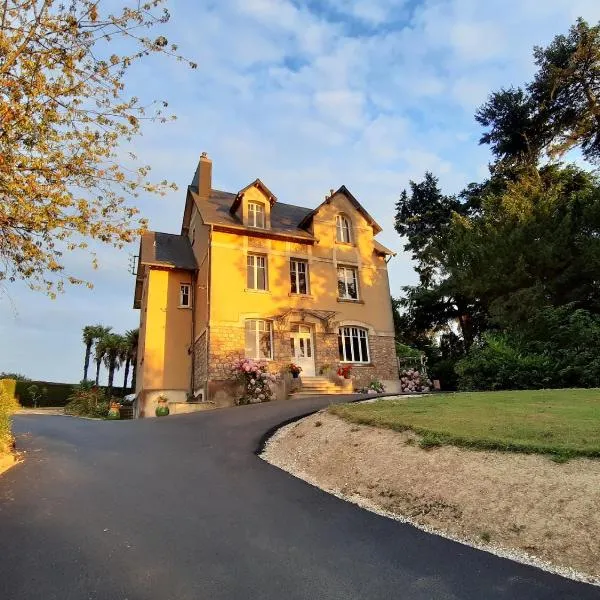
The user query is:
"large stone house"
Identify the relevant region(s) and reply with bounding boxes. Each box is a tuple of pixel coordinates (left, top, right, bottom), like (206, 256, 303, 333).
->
(133, 153, 400, 416)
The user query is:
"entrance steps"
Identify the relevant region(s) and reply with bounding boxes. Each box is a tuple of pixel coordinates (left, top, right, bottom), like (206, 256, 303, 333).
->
(289, 376, 350, 398)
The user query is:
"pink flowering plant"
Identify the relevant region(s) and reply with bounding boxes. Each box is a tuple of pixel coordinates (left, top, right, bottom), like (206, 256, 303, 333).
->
(399, 368, 432, 393)
(231, 358, 278, 405)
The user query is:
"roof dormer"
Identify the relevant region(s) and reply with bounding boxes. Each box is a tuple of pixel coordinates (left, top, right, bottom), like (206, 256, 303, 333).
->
(230, 179, 277, 229)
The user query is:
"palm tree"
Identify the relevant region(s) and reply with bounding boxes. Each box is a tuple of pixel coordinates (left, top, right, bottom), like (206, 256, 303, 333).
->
(93, 328, 113, 386)
(102, 333, 125, 397)
(82, 325, 111, 382)
(121, 328, 139, 393)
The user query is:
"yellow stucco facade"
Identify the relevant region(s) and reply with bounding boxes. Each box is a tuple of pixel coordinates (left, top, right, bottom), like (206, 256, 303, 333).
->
(133, 154, 399, 414)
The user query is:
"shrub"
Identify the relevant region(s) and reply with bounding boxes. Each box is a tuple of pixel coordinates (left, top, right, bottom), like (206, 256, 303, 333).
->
(231, 358, 277, 405)
(399, 369, 432, 393)
(455, 333, 553, 391)
(396, 343, 423, 359)
(0, 378, 17, 399)
(358, 380, 386, 394)
(64, 385, 109, 418)
(0, 386, 19, 454)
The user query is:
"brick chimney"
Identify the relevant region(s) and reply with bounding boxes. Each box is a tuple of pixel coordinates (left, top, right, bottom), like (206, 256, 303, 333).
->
(193, 151, 212, 200)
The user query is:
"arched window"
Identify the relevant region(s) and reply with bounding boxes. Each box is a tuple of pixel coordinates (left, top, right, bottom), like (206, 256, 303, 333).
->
(336, 214, 352, 243)
(248, 202, 265, 228)
(338, 326, 370, 363)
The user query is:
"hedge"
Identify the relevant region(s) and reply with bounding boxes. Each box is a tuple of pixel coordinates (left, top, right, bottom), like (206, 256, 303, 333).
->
(0, 385, 19, 453)
(15, 381, 133, 407)
(0, 378, 17, 398)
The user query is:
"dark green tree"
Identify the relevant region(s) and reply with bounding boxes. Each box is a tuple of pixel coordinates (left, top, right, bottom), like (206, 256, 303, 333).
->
(477, 18, 600, 169)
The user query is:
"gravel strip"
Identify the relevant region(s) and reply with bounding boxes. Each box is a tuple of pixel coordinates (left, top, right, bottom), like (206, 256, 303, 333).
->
(261, 412, 600, 587)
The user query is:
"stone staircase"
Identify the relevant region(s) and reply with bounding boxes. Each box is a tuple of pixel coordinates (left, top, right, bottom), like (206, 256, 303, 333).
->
(289, 376, 350, 398)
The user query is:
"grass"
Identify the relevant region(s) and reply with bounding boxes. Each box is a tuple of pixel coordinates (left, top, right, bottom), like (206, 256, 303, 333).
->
(329, 389, 600, 460)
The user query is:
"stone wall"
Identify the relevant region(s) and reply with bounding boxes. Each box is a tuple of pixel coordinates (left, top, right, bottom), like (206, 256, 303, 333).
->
(208, 325, 245, 379)
(314, 332, 339, 375)
(193, 330, 208, 393)
(349, 335, 398, 389)
(207, 324, 398, 399)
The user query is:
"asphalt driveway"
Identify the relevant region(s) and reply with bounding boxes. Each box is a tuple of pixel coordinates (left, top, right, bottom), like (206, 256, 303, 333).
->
(0, 397, 597, 600)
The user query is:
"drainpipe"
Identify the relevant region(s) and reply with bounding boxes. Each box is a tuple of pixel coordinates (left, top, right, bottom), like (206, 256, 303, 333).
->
(189, 268, 197, 400)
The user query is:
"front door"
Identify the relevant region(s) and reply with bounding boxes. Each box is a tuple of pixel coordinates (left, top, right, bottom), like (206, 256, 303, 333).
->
(290, 325, 315, 376)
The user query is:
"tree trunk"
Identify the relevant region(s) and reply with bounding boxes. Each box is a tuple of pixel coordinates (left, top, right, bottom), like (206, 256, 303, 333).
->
(83, 342, 92, 382)
(107, 361, 115, 397)
(95, 359, 101, 385)
(122, 358, 130, 393)
(131, 360, 137, 392)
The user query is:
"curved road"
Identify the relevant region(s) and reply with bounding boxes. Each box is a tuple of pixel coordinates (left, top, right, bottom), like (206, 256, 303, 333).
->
(0, 397, 597, 600)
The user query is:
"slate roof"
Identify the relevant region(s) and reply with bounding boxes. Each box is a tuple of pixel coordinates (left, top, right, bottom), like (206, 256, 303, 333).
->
(191, 188, 315, 241)
(298, 185, 382, 234)
(140, 231, 197, 270)
(373, 240, 396, 256)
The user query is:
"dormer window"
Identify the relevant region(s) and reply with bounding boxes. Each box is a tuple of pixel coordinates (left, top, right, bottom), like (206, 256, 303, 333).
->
(336, 214, 352, 243)
(248, 202, 265, 228)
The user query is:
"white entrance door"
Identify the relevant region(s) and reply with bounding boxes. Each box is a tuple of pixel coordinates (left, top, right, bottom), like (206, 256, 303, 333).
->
(290, 326, 315, 376)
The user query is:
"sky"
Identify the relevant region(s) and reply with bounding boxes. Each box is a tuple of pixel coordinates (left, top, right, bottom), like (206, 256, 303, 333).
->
(2, 0, 600, 384)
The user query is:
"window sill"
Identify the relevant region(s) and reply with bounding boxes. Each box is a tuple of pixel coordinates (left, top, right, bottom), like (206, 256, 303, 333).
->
(246, 225, 269, 231)
(289, 293, 314, 299)
(178, 305, 192, 309)
(245, 288, 271, 294)
(338, 362, 374, 367)
(335, 241, 356, 247)
(337, 298, 364, 304)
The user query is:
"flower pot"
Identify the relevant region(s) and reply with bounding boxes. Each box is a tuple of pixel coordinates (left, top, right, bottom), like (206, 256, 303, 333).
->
(155, 399, 169, 417)
(107, 405, 120, 420)
(155, 404, 169, 417)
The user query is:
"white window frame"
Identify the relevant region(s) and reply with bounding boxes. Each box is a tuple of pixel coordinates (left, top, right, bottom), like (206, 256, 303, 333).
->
(248, 201, 266, 228)
(247, 254, 268, 290)
(245, 319, 273, 360)
(337, 266, 359, 300)
(290, 259, 309, 295)
(179, 283, 191, 308)
(336, 214, 352, 243)
(338, 326, 370, 363)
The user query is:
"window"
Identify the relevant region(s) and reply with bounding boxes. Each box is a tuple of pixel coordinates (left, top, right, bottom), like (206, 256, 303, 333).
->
(338, 327, 370, 363)
(179, 283, 191, 307)
(245, 320, 273, 359)
(248, 202, 266, 228)
(290, 259, 309, 295)
(337, 266, 358, 300)
(336, 214, 352, 243)
(247, 254, 267, 290)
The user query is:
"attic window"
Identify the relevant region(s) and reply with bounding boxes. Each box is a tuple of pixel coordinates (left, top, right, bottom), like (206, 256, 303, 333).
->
(336, 214, 352, 243)
(248, 202, 265, 228)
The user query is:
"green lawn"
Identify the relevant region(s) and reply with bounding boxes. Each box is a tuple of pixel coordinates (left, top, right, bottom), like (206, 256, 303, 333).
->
(329, 389, 600, 459)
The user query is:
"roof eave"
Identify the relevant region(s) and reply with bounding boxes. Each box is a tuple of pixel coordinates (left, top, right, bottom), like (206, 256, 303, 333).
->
(212, 223, 315, 244)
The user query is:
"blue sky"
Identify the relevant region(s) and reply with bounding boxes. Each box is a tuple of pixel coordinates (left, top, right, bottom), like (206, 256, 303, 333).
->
(2, 0, 600, 384)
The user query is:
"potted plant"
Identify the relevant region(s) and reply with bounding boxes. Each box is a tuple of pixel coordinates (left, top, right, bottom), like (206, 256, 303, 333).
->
(289, 363, 302, 379)
(337, 365, 353, 379)
(155, 394, 170, 417)
(107, 400, 121, 420)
